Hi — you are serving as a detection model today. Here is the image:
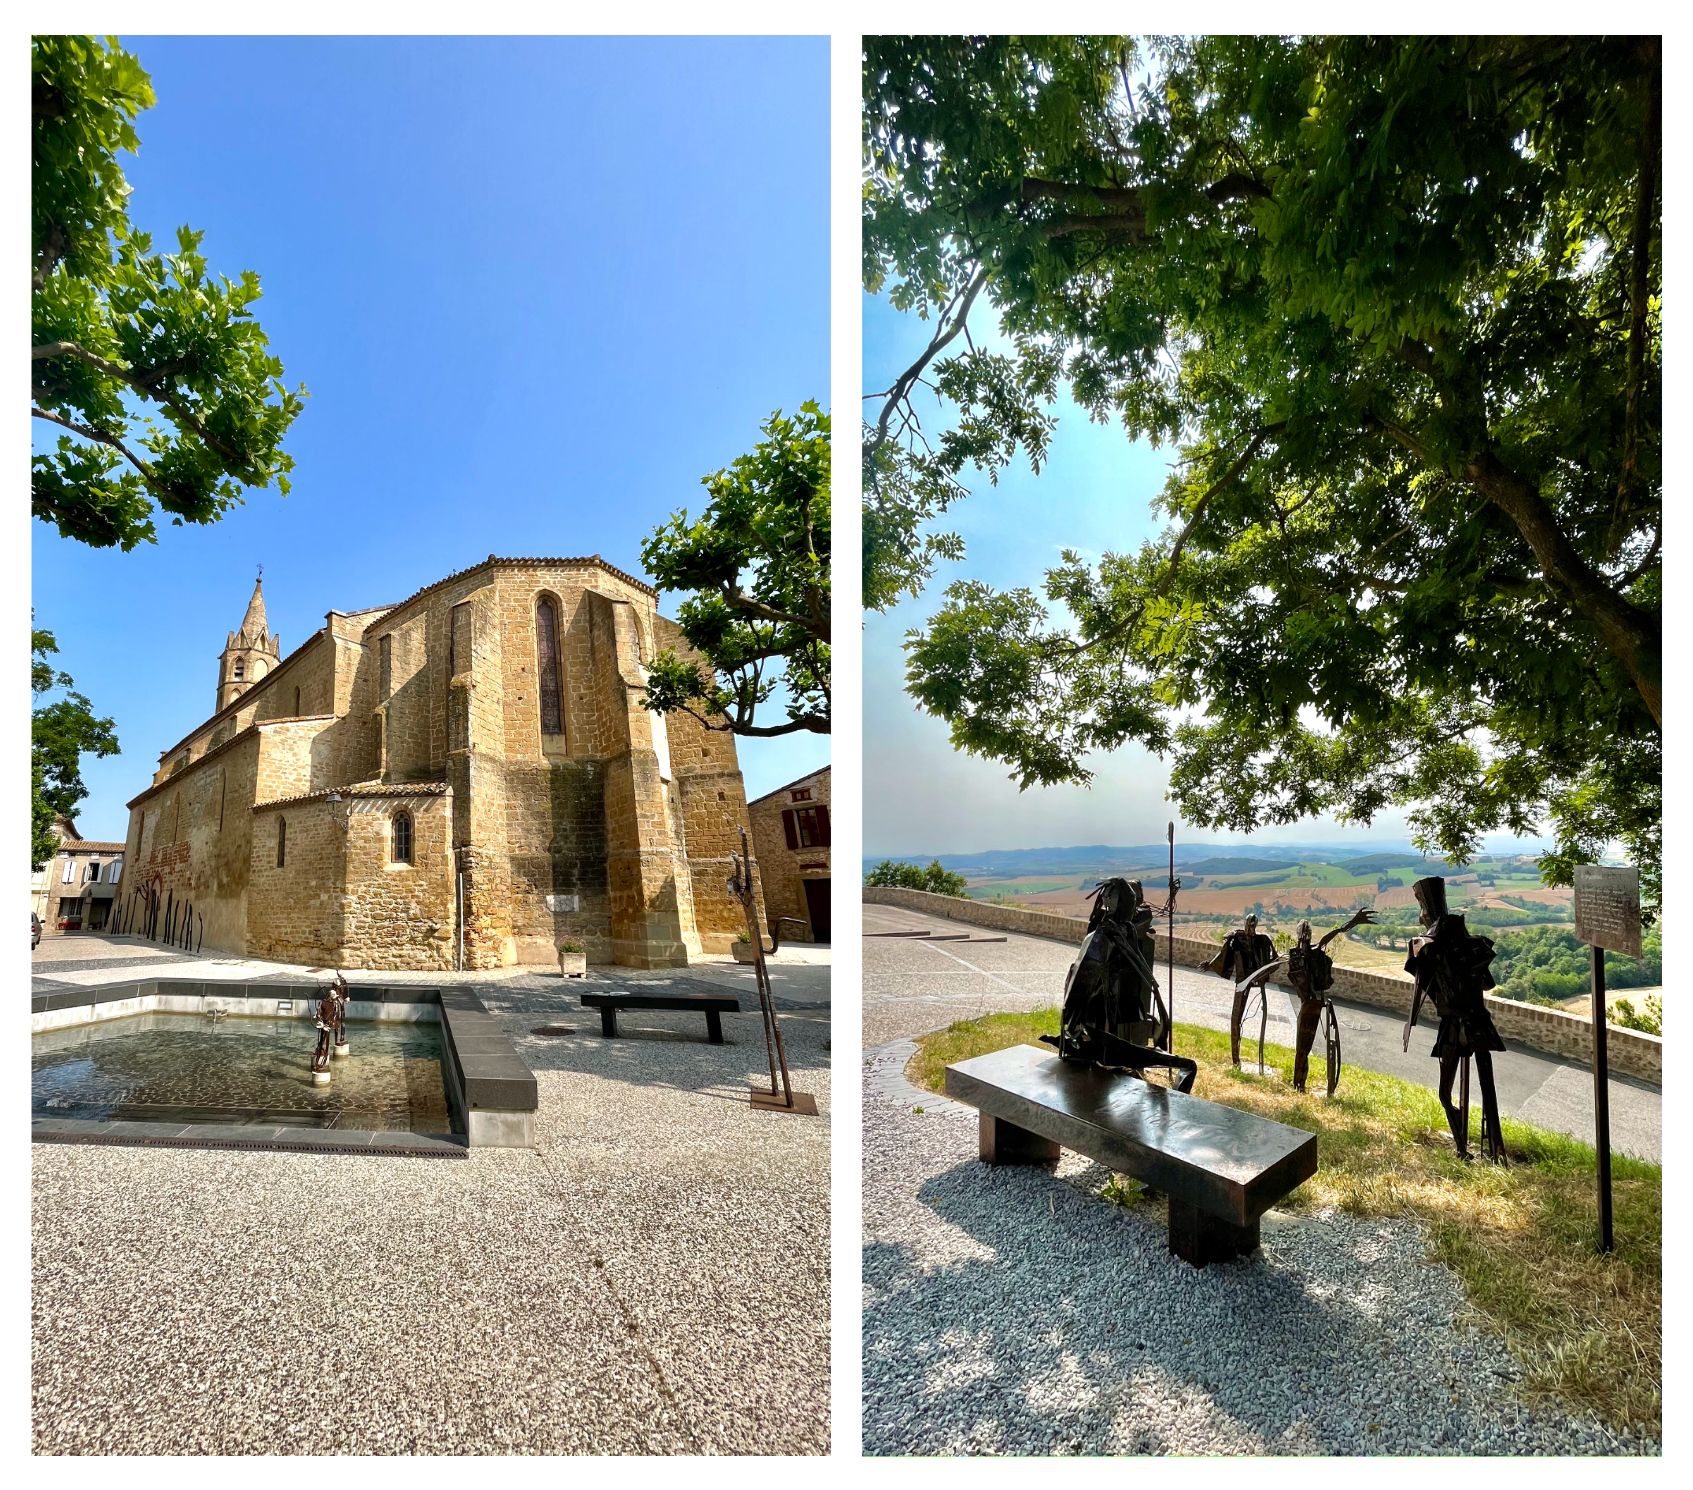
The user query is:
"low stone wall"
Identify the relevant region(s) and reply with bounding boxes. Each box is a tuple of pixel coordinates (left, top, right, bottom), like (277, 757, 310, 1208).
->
(863, 886, 1662, 1085)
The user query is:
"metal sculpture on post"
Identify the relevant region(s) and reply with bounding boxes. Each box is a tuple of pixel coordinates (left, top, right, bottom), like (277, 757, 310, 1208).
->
(729, 826, 818, 1116)
(1402, 876, 1507, 1163)
(309, 973, 350, 1084)
(1042, 878, 1198, 1092)
(1202, 913, 1277, 1070)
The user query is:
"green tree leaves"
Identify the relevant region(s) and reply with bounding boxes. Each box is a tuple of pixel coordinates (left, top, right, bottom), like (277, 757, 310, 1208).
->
(864, 859, 968, 898)
(32, 627, 119, 870)
(866, 36, 1660, 905)
(31, 37, 305, 550)
(642, 403, 830, 739)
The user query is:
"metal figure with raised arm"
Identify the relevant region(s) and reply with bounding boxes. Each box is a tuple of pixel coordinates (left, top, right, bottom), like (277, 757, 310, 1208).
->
(1402, 876, 1507, 1163)
(1233, 910, 1372, 1093)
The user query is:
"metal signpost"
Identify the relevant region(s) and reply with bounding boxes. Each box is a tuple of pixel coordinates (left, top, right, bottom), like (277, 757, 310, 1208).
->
(1164, 822, 1177, 1053)
(1573, 864, 1641, 1253)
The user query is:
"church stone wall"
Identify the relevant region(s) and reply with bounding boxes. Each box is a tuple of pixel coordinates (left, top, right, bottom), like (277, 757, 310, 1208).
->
(247, 798, 344, 965)
(124, 730, 261, 954)
(338, 794, 455, 970)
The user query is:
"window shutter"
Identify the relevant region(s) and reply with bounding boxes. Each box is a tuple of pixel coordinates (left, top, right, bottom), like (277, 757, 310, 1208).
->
(782, 809, 798, 849)
(815, 805, 831, 847)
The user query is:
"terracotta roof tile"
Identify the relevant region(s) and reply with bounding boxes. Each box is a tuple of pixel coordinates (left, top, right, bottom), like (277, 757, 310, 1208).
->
(253, 781, 449, 811)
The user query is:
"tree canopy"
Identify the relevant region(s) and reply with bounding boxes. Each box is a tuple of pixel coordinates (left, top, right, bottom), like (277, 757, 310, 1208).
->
(32, 35, 304, 550)
(864, 858, 969, 898)
(642, 402, 831, 738)
(33, 627, 119, 870)
(864, 36, 1660, 905)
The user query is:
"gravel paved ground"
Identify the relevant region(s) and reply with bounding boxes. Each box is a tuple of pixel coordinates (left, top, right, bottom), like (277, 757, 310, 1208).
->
(33, 980, 831, 1455)
(861, 1041, 1654, 1457)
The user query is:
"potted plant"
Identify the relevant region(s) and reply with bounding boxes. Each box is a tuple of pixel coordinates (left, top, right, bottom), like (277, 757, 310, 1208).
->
(731, 933, 757, 964)
(556, 939, 587, 978)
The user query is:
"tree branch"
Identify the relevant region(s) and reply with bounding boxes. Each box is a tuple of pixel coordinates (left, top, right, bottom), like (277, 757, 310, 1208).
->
(720, 584, 829, 644)
(1155, 423, 1283, 598)
(31, 406, 157, 481)
(32, 338, 248, 466)
(867, 266, 989, 452)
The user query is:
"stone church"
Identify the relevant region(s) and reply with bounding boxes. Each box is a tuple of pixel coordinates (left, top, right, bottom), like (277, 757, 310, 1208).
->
(120, 558, 756, 970)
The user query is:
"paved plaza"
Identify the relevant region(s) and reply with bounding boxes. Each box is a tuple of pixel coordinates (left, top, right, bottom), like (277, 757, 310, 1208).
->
(32, 934, 831, 1455)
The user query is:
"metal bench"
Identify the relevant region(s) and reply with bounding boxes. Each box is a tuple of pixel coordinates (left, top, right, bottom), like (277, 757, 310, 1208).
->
(944, 1043, 1318, 1267)
(579, 991, 740, 1044)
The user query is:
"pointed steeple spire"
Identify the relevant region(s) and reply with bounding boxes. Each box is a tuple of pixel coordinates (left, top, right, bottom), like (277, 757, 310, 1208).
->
(238, 567, 268, 644)
(216, 567, 280, 713)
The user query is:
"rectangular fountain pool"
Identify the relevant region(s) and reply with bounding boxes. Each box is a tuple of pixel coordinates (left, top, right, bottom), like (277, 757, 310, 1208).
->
(32, 1012, 456, 1135)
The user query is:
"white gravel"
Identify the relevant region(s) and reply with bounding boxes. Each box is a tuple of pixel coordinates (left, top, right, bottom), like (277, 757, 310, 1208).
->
(33, 987, 831, 1455)
(862, 1040, 1656, 1457)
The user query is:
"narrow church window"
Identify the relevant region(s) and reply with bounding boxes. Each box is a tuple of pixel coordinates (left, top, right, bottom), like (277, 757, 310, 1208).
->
(276, 817, 287, 868)
(450, 601, 473, 677)
(536, 597, 563, 736)
(392, 810, 413, 864)
(234, 661, 245, 681)
(294, 686, 302, 715)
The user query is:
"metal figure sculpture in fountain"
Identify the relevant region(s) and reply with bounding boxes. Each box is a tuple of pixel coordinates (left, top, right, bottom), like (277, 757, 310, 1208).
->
(310, 973, 350, 1085)
(1403, 876, 1508, 1163)
(1201, 913, 1276, 1069)
(1042, 878, 1198, 1092)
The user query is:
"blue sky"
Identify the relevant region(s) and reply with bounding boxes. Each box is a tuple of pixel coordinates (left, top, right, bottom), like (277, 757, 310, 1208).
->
(34, 36, 830, 841)
(863, 289, 1546, 859)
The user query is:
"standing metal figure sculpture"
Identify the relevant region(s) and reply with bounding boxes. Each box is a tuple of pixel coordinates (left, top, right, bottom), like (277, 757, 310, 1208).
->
(1202, 914, 1277, 1070)
(729, 827, 817, 1115)
(1043, 878, 1198, 1092)
(1284, 913, 1371, 1094)
(1402, 876, 1508, 1164)
(309, 973, 350, 1085)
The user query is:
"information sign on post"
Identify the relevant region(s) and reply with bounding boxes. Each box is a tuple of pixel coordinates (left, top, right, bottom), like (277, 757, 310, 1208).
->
(1573, 864, 1640, 1253)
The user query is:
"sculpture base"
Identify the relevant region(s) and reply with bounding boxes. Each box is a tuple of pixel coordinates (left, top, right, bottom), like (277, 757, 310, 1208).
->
(749, 1086, 819, 1115)
(310, 1069, 331, 1086)
(333, 1043, 350, 1058)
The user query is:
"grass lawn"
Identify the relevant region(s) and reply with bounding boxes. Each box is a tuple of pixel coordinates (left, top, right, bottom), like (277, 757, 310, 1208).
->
(909, 1009, 1661, 1438)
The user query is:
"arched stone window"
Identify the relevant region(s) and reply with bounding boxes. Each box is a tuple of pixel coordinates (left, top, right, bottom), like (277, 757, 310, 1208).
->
(276, 816, 287, 868)
(392, 809, 413, 865)
(535, 596, 564, 737)
(234, 660, 245, 681)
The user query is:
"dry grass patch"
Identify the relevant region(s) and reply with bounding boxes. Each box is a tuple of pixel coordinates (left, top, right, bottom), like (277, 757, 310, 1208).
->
(910, 1008, 1661, 1437)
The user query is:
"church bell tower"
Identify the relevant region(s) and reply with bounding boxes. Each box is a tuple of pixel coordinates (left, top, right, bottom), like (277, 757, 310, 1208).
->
(217, 571, 281, 713)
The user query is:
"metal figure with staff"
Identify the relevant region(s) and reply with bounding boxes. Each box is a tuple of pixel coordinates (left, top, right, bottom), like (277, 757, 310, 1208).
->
(1403, 876, 1507, 1163)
